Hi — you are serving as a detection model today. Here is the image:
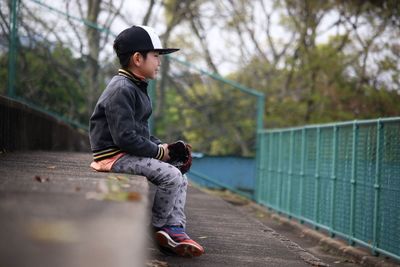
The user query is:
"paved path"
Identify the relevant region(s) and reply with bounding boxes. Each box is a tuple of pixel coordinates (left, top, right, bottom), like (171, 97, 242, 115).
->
(0, 152, 327, 267)
(149, 184, 326, 267)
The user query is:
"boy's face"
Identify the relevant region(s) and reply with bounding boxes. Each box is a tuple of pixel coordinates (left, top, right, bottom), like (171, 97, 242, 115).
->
(132, 51, 161, 80)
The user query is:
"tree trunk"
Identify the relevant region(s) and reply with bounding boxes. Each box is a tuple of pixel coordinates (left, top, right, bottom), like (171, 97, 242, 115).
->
(86, 0, 101, 117)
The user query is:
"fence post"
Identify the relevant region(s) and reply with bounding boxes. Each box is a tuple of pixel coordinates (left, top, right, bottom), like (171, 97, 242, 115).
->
(255, 131, 265, 203)
(254, 94, 265, 202)
(314, 127, 321, 229)
(349, 121, 359, 245)
(267, 133, 274, 205)
(299, 128, 306, 223)
(329, 125, 338, 237)
(277, 132, 283, 211)
(8, 0, 20, 98)
(287, 130, 294, 217)
(372, 119, 383, 255)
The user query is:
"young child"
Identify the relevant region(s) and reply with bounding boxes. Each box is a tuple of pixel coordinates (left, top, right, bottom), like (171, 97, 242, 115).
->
(89, 25, 204, 257)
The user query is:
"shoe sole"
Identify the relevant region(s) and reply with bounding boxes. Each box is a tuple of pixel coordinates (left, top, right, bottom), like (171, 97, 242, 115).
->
(155, 231, 204, 257)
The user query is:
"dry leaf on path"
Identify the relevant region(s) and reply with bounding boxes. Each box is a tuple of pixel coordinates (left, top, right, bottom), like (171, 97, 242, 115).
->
(146, 260, 169, 267)
(34, 175, 50, 183)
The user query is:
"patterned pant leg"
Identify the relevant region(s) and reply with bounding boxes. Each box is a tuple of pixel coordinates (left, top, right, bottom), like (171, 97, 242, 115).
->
(111, 154, 187, 228)
(166, 174, 188, 228)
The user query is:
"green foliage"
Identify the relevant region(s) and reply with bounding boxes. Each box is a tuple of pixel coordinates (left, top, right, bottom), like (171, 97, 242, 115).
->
(154, 71, 258, 156)
(233, 36, 400, 130)
(1, 41, 90, 124)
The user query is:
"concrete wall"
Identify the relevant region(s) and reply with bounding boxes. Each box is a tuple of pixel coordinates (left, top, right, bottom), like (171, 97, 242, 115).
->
(0, 96, 89, 152)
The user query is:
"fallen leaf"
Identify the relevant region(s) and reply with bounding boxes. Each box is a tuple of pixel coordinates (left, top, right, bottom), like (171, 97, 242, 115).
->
(104, 191, 141, 202)
(75, 186, 81, 192)
(108, 175, 119, 181)
(34, 175, 50, 183)
(116, 175, 129, 182)
(126, 192, 141, 201)
(87, 180, 141, 202)
(256, 212, 265, 218)
(108, 174, 129, 182)
(146, 260, 169, 267)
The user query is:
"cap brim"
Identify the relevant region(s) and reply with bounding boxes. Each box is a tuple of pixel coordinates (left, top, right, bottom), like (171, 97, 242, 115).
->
(156, 48, 179, 55)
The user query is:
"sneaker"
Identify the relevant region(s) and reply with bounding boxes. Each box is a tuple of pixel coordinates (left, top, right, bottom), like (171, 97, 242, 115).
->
(149, 225, 175, 256)
(155, 226, 204, 257)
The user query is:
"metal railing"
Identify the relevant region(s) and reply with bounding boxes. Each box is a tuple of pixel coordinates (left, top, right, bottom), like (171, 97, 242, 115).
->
(256, 117, 400, 260)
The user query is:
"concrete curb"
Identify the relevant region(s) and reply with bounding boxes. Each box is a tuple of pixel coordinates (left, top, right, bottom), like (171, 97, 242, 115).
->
(269, 212, 399, 267)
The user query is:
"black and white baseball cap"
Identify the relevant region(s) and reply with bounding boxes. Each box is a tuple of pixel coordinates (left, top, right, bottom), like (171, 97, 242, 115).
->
(114, 25, 179, 56)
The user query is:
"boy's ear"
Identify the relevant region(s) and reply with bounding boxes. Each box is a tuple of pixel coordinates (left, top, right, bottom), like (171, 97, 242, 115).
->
(131, 52, 142, 66)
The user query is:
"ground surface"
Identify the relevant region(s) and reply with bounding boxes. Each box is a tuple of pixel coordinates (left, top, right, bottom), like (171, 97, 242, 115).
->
(202, 188, 400, 267)
(2, 152, 397, 267)
(149, 184, 328, 267)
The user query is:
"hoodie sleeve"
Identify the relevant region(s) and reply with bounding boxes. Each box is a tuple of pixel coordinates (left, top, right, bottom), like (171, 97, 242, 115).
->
(150, 135, 162, 145)
(104, 86, 164, 159)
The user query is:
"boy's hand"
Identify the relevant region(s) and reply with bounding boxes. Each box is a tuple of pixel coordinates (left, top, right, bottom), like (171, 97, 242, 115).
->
(161, 143, 170, 162)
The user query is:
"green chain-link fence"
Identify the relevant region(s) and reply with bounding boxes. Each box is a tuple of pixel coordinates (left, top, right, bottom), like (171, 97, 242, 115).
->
(256, 117, 400, 260)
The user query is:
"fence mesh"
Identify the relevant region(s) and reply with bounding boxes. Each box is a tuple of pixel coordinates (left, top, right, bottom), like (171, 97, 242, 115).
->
(379, 121, 400, 254)
(257, 118, 400, 260)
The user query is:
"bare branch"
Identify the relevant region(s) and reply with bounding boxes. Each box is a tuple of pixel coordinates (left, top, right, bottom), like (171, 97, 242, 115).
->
(0, 2, 10, 37)
(142, 0, 156, 25)
(66, 1, 85, 55)
(188, 11, 219, 74)
(99, 0, 124, 50)
(22, 3, 66, 47)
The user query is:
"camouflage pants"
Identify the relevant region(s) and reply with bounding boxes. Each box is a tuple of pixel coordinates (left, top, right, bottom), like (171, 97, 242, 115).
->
(112, 154, 187, 228)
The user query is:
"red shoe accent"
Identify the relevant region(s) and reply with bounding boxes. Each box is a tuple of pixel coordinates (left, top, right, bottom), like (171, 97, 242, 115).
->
(155, 230, 204, 257)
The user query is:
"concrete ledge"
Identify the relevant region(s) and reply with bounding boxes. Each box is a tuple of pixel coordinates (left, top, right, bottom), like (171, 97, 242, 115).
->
(0, 152, 149, 267)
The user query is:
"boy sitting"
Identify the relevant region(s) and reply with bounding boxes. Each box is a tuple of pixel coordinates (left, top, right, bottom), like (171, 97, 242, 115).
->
(89, 25, 204, 257)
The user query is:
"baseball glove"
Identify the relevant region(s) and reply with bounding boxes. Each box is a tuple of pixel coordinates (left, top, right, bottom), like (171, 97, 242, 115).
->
(167, 140, 192, 174)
